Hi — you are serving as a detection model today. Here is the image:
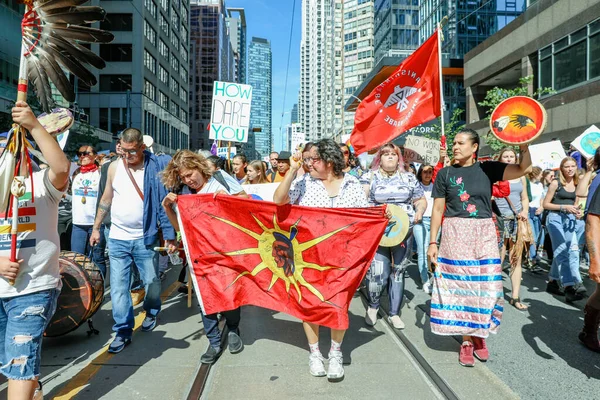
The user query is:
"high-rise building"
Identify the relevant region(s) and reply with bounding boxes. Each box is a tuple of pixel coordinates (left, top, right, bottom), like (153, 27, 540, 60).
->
(374, 0, 419, 65)
(189, 0, 236, 150)
(300, 0, 375, 141)
(0, 1, 24, 121)
(227, 8, 247, 84)
(75, 0, 190, 153)
(291, 103, 299, 123)
(248, 37, 272, 159)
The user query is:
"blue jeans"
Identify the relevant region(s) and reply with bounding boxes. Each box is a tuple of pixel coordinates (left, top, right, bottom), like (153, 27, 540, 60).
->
(202, 308, 241, 348)
(528, 208, 544, 259)
(365, 234, 411, 316)
(0, 289, 59, 380)
(71, 224, 107, 276)
(108, 238, 161, 338)
(413, 217, 432, 285)
(547, 212, 584, 287)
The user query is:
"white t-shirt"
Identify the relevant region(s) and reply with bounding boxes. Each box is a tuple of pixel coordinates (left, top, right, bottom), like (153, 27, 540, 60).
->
(110, 160, 145, 240)
(71, 169, 101, 225)
(530, 181, 545, 209)
(0, 170, 64, 297)
(421, 182, 434, 217)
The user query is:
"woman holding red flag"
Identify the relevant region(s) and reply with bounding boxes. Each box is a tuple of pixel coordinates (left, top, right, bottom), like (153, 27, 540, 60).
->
(427, 129, 531, 367)
(273, 139, 369, 382)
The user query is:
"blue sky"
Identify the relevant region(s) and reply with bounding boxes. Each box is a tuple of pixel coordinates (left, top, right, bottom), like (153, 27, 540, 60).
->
(228, 0, 301, 152)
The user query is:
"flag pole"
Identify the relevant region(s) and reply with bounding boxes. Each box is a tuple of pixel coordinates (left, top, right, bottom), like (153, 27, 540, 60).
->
(437, 17, 448, 143)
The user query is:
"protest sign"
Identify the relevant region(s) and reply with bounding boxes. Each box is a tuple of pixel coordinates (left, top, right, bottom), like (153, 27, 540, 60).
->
(403, 135, 440, 165)
(571, 125, 600, 159)
(209, 81, 252, 143)
(217, 147, 237, 159)
(529, 140, 566, 170)
(242, 183, 280, 202)
(290, 130, 305, 152)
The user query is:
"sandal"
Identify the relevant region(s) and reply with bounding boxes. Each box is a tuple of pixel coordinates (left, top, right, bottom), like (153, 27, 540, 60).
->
(509, 297, 528, 311)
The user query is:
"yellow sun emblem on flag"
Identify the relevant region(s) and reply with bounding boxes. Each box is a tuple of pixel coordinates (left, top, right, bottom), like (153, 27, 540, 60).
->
(208, 213, 352, 304)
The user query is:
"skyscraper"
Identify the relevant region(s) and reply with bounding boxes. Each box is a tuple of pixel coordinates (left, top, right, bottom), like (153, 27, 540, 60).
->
(227, 8, 247, 84)
(248, 37, 272, 159)
(300, 0, 375, 141)
(76, 0, 190, 153)
(189, 0, 236, 150)
(291, 103, 298, 123)
(374, 0, 419, 65)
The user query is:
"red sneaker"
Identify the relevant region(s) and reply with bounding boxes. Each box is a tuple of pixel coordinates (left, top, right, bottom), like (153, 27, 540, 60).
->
(459, 341, 475, 367)
(472, 337, 489, 362)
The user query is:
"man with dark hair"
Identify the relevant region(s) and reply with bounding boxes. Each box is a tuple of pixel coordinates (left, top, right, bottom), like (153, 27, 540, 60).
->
(267, 151, 279, 176)
(90, 127, 176, 353)
(231, 154, 248, 183)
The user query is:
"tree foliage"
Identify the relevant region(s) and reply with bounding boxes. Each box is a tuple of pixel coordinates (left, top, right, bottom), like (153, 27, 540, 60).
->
(477, 75, 555, 153)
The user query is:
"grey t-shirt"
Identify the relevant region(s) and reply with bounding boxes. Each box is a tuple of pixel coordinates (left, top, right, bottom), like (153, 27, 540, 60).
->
(0, 169, 65, 297)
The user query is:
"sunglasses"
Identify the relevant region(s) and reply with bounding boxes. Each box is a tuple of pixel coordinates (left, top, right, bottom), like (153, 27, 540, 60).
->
(77, 151, 94, 157)
(122, 146, 141, 155)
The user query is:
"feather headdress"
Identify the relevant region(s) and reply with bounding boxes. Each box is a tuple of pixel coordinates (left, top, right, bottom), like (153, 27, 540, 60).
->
(22, 0, 114, 111)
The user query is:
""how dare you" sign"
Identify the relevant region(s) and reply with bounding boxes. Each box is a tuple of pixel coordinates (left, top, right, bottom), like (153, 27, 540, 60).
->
(209, 81, 253, 143)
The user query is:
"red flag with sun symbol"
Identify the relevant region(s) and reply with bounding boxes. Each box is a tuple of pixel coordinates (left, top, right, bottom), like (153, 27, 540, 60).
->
(177, 194, 388, 330)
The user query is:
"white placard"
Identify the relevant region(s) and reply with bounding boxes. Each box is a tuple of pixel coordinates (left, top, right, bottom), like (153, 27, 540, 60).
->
(290, 130, 305, 153)
(217, 147, 237, 158)
(529, 140, 567, 170)
(243, 183, 280, 202)
(209, 81, 252, 143)
(403, 135, 440, 165)
(571, 125, 600, 159)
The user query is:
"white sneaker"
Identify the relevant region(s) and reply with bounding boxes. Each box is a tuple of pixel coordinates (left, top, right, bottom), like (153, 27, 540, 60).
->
(308, 352, 326, 377)
(423, 281, 433, 294)
(365, 307, 378, 326)
(327, 350, 344, 381)
(388, 315, 405, 329)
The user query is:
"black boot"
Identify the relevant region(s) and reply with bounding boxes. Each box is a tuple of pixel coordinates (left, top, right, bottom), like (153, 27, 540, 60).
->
(565, 286, 585, 303)
(579, 305, 600, 353)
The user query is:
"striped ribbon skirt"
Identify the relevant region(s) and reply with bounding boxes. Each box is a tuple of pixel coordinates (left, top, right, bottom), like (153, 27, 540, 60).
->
(430, 217, 504, 338)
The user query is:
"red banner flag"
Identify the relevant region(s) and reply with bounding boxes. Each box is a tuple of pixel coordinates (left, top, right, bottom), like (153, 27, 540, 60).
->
(178, 195, 388, 329)
(349, 29, 441, 155)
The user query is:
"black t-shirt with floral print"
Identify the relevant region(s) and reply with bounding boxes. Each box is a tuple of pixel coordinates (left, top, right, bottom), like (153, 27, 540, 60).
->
(432, 161, 507, 219)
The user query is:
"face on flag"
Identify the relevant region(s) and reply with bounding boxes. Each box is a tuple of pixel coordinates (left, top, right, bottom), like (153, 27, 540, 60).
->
(349, 29, 441, 155)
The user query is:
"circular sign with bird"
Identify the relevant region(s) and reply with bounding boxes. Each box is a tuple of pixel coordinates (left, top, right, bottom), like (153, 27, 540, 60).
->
(379, 204, 410, 247)
(490, 96, 547, 145)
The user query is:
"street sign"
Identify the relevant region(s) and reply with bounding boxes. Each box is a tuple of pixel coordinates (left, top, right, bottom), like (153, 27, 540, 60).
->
(209, 81, 252, 143)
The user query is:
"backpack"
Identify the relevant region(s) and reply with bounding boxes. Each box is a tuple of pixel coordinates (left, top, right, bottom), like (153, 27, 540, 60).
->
(213, 170, 231, 193)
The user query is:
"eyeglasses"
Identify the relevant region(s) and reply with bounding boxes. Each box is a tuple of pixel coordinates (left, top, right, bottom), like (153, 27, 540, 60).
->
(303, 157, 322, 164)
(122, 146, 141, 155)
(77, 151, 94, 157)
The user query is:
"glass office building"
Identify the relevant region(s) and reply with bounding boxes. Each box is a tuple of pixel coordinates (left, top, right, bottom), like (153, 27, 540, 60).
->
(248, 37, 272, 159)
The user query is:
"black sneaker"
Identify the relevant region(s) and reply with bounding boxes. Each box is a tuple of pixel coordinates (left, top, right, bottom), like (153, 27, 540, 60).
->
(565, 286, 585, 303)
(108, 336, 131, 353)
(228, 330, 244, 354)
(201, 345, 222, 364)
(574, 283, 587, 295)
(546, 280, 565, 296)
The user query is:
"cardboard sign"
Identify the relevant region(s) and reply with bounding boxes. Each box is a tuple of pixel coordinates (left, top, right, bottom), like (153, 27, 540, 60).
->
(217, 147, 237, 158)
(571, 125, 600, 159)
(242, 183, 280, 202)
(209, 81, 252, 143)
(529, 140, 567, 170)
(403, 135, 440, 165)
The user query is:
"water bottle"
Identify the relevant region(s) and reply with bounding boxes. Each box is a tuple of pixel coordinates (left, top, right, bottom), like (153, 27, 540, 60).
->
(169, 251, 183, 265)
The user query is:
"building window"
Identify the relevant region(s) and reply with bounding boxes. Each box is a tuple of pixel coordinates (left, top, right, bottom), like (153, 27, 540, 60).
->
(144, 20, 157, 46)
(159, 65, 168, 84)
(538, 19, 600, 93)
(181, 5, 188, 24)
(180, 109, 188, 123)
(171, 31, 179, 48)
(159, 14, 169, 37)
(99, 44, 132, 62)
(171, 6, 180, 26)
(159, 91, 168, 108)
(180, 26, 188, 46)
(101, 14, 133, 31)
(145, 0, 157, 19)
(99, 75, 132, 91)
(160, 0, 167, 11)
(99, 107, 127, 132)
(180, 86, 187, 103)
(180, 44, 188, 63)
(144, 79, 156, 101)
(144, 50, 156, 74)
(170, 76, 178, 94)
(170, 53, 179, 73)
(170, 100, 177, 114)
(180, 66, 188, 83)
(159, 39, 169, 60)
